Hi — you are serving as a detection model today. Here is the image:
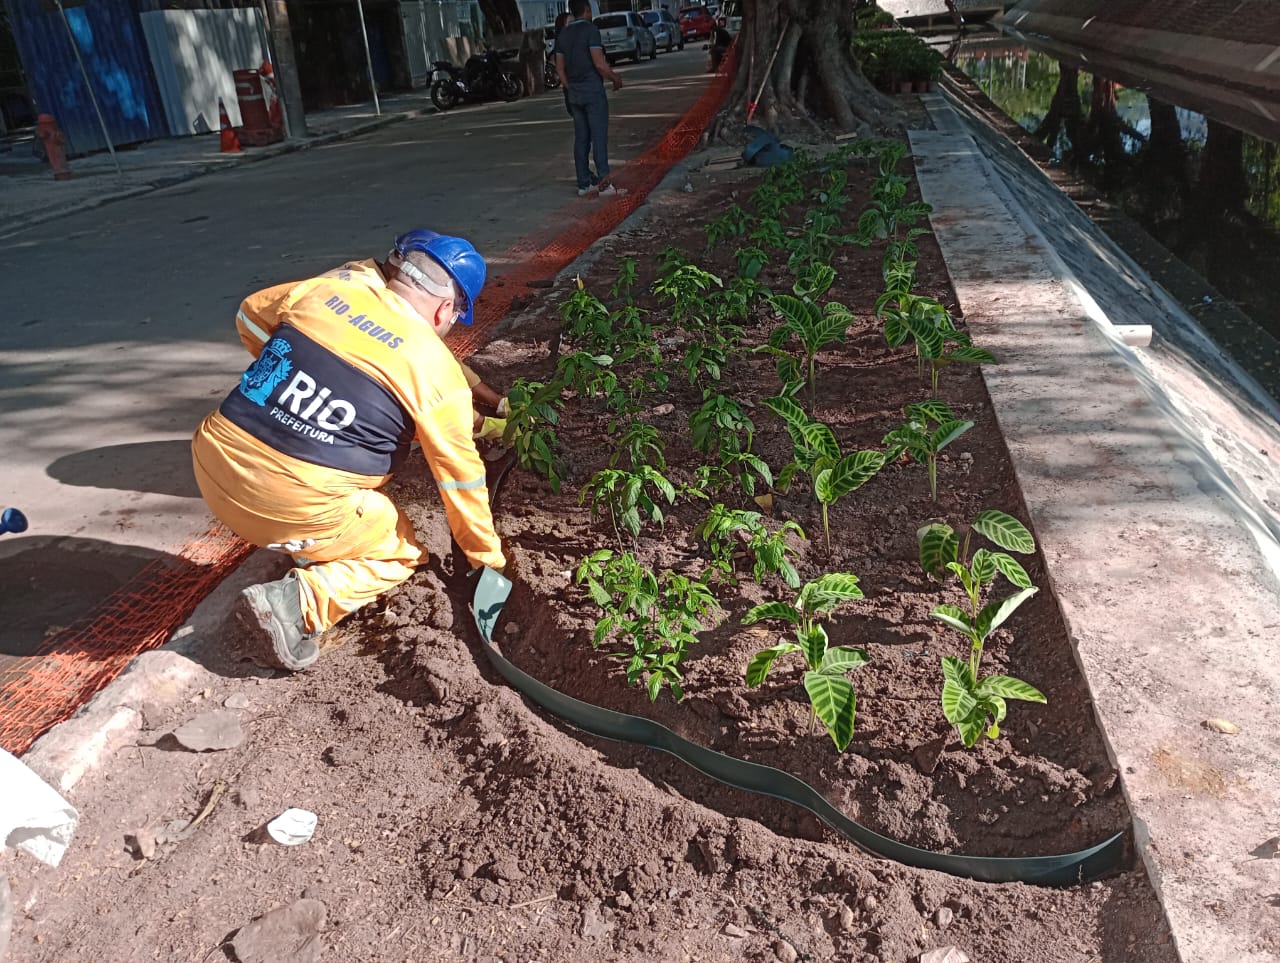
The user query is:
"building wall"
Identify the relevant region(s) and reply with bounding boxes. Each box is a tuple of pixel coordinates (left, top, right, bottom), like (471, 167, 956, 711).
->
(4, 0, 168, 154)
(139, 7, 267, 135)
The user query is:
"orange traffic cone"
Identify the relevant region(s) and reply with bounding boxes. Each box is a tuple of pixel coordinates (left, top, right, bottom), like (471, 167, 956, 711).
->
(218, 97, 241, 153)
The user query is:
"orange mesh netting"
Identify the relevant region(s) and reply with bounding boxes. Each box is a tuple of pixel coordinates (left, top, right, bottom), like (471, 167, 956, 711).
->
(0, 55, 736, 756)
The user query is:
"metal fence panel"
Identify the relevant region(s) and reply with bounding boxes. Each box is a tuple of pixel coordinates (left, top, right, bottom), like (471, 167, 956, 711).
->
(4, 0, 167, 154)
(139, 7, 266, 135)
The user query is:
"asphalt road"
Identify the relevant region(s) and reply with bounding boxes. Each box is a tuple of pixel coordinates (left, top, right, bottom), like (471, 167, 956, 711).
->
(0, 48, 713, 655)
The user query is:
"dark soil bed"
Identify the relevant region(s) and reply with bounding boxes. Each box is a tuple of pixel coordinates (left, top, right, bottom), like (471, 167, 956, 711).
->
(465, 158, 1125, 860)
(1, 148, 1178, 963)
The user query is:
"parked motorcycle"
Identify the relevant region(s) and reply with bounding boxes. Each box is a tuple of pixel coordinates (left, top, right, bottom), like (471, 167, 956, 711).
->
(544, 58, 560, 90)
(431, 48, 523, 111)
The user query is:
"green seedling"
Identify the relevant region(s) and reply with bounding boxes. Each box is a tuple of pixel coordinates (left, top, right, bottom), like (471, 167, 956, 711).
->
(750, 217, 790, 252)
(884, 231, 929, 267)
(811, 168, 850, 211)
(735, 245, 769, 280)
(742, 573, 869, 750)
(706, 204, 753, 248)
(791, 261, 837, 301)
(682, 341, 729, 386)
(881, 257, 917, 299)
(581, 465, 677, 543)
(653, 262, 724, 331)
(767, 294, 855, 395)
(720, 276, 772, 319)
(575, 550, 718, 701)
(763, 395, 887, 549)
(560, 281, 613, 349)
(696, 504, 803, 588)
(693, 450, 774, 498)
(882, 399, 973, 501)
(611, 420, 665, 471)
(609, 257, 639, 300)
(503, 379, 566, 494)
(689, 392, 752, 456)
(878, 293, 997, 391)
(917, 509, 1036, 607)
(920, 510, 1044, 746)
(555, 350, 616, 399)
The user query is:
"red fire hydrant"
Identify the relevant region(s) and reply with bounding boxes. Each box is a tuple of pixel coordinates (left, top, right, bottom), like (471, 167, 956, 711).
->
(36, 114, 71, 181)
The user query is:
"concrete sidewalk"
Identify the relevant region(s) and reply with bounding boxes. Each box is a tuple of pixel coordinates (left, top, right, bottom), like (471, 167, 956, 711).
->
(912, 93, 1280, 963)
(0, 88, 440, 238)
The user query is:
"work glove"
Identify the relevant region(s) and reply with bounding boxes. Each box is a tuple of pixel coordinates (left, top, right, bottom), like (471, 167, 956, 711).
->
(474, 416, 508, 442)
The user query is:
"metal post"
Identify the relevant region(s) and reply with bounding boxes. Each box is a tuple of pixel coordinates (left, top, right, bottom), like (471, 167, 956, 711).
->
(54, 0, 121, 175)
(256, 0, 294, 140)
(355, 0, 382, 116)
(263, 0, 309, 139)
(418, 1, 432, 86)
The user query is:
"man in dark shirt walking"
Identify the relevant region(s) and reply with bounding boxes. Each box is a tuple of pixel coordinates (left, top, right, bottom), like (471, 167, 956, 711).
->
(554, 0, 628, 197)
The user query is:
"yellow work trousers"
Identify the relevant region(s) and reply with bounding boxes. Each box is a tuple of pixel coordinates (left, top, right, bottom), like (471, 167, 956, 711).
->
(192, 417, 423, 633)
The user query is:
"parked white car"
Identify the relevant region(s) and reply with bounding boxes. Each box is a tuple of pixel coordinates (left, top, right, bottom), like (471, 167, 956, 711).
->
(594, 12, 659, 63)
(642, 9, 684, 52)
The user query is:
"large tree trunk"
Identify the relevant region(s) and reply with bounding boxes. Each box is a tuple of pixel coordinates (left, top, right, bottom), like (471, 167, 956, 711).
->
(477, 0, 522, 36)
(1033, 64, 1083, 152)
(1135, 94, 1189, 226)
(710, 0, 904, 141)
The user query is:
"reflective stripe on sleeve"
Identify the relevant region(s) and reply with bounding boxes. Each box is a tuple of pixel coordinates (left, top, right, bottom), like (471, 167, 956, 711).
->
(438, 475, 487, 492)
(238, 310, 271, 345)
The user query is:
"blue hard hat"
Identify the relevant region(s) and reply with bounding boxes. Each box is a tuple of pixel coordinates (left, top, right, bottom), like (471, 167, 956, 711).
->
(393, 230, 487, 325)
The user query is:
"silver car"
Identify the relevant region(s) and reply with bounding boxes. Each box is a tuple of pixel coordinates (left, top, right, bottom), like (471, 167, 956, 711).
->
(642, 9, 684, 52)
(594, 12, 658, 63)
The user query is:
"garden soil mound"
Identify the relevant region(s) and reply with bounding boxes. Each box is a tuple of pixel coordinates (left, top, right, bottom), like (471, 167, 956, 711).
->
(1, 156, 1177, 963)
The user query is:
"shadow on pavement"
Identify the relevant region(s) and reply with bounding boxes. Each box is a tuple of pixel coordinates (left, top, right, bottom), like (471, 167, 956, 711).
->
(47, 439, 201, 499)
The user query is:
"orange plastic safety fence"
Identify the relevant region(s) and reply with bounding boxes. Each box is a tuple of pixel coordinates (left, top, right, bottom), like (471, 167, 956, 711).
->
(0, 526, 255, 754)
(0, 53, 736, 757)
(452, 48, 737, 353)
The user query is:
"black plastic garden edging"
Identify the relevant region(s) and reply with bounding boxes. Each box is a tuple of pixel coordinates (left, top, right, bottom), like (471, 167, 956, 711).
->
(470, 566, 1123, 887)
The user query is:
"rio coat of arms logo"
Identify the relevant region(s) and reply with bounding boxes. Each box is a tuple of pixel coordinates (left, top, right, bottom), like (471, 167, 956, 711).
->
(239, 337, 293, 406)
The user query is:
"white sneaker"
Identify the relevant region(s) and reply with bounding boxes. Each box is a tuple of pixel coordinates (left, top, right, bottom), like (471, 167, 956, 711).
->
(577, 185, 597, 197)
(598, 184, 629, 197)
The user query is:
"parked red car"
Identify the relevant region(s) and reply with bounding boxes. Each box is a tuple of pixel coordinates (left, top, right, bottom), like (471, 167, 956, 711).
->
(678, 5, 716, 41)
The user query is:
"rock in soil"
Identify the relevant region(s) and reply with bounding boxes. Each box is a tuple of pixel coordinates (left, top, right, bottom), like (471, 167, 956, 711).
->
(230, 899, 326, 963)
(919, 947, 971, 963)
(773, 939, 799, 963)
(224, 693, 251, 710)
(169, 710, 244, 752)
(837, 904, 856, 932)
(722, 922, 747, 938)
(126, 829, 156, 861)
(934, 906, 954, 929)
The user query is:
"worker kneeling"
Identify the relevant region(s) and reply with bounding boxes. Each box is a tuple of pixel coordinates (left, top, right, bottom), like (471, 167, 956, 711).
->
(192, 230, 506, 671)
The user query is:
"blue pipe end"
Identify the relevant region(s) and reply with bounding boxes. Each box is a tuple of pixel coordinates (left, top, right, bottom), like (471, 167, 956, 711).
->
(1, 508, 28, 535)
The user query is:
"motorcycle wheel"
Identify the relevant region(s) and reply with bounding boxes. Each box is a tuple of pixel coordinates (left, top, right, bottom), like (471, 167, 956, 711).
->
(679, 40, 685, 50)
(431, 79, 461, 111)
(498, 72, 522, 102)
(649, 41, 657, 60)
(544, 62, 559, 89)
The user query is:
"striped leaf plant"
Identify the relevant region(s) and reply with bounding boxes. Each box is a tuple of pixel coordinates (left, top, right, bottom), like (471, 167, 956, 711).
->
(742, 573, 869, 751)
(762, 395, 887, 550)
(917, 510, 1045, 747)
(882, 399, 973, 502)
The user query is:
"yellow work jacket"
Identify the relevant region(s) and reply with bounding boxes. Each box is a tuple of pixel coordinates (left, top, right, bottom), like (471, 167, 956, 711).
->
(207, 259, 504, 570)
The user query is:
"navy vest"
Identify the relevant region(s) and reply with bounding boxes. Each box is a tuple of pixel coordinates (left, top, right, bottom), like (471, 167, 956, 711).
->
(219, 326, 414, 476)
